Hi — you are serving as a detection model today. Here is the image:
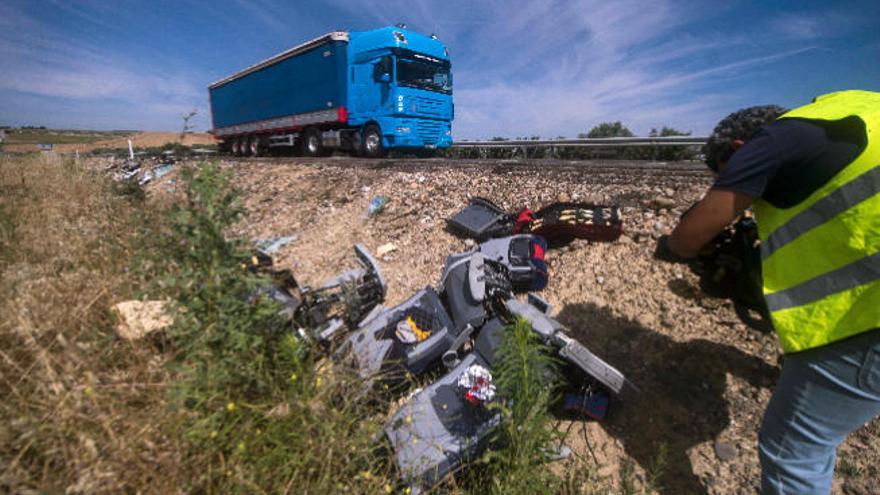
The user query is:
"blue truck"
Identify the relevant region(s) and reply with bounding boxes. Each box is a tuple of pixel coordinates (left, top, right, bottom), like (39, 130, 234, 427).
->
(208, 26, 453, 158)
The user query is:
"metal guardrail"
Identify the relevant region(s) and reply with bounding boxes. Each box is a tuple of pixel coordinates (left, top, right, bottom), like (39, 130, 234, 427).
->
(452, 136, 708, 148)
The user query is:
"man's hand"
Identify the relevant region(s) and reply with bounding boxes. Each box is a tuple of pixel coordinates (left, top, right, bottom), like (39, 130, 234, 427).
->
(654, 235, 690, 263)
(666, 189, 755, 259)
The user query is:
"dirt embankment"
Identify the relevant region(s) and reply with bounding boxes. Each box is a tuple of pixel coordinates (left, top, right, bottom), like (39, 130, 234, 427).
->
(146, 157, 880, 495)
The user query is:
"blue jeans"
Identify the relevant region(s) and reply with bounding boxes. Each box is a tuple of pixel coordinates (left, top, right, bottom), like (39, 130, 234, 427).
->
(759, 329, 880, 494)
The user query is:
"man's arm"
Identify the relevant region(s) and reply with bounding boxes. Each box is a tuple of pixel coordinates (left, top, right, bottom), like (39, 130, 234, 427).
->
(666, 189, 755, 258)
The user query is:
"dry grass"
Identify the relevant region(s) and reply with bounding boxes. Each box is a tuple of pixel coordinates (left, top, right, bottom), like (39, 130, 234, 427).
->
(0, 155, 397, 495)
(2, 131, 214, 153)
(1, 129, 133, 145)
(0, 154, 181, 493)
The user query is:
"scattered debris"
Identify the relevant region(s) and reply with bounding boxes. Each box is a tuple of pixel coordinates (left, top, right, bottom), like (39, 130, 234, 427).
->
(139, 170, 154, 185)
(153, 163, 174, 179)
(249, 244, 386, 345)
(458, 363, 496, 406)
(367, 195, 390, 216)
(376, 242, 397, 257)
(562, 390, 610, 420)
(112, 300, 172, 340)
(646, 195, 677, 210)
(714, 441, 739, 462)
(255, 235, 297, 254)
(395, 316, 432, 343)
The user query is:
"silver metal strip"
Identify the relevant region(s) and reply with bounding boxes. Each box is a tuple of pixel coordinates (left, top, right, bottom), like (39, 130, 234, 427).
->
(452, 136, 707, 148)
(764, 250, 880, 312)
(213, 109, 338, 137)
(295, 109, 338, 125)
(762, 166, 880, 261)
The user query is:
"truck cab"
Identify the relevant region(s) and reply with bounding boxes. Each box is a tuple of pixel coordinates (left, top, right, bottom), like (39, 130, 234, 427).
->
(347, 27, 453, 155)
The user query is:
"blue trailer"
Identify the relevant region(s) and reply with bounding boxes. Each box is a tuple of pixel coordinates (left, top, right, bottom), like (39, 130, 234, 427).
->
(208, 26, 453, 158)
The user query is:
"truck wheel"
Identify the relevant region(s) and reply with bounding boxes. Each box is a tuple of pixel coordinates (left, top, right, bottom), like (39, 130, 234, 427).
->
(302, 128, 323, 157)
(361, 125, 385, 158)
(248, 136, 261, 157)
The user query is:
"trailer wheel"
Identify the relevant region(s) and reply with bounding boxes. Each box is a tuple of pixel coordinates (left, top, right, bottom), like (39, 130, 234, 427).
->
(234, 137, 245, 157)
(361, 125, 385, 158)
(248, 136, 261, 157)
(302, 128, 323, 157)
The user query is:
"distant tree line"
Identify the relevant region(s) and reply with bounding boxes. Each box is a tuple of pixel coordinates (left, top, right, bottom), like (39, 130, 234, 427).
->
(446, 121, 698, 161)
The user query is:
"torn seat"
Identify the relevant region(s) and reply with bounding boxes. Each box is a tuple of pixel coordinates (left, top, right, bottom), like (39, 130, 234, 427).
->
(384, 318, 506, 494)
(336, 288, 458, 386)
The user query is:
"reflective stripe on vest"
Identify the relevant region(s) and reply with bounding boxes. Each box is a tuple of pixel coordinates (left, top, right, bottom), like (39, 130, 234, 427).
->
(761, 166, 880, 261)
(753, 90, 880, 353)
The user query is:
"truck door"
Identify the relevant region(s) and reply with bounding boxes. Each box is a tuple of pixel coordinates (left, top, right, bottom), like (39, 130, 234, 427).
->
(373, 56, 393, 113)
(352, 56, 393, 118)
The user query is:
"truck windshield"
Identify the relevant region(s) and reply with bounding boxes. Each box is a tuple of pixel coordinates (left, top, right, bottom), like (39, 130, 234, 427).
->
(396, 56, 452, 94)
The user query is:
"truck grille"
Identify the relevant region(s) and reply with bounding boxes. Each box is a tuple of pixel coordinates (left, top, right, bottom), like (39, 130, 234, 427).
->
(416, 120, 442, 144)
(414, 97, 445, 117)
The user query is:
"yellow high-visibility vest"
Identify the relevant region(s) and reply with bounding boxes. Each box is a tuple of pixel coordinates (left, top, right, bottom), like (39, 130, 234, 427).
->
(753, 90, 880, 353)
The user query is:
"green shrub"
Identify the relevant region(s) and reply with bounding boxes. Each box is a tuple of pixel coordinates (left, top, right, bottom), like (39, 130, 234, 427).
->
(464, 317, 562, 495)
(151, 162, 392, 493)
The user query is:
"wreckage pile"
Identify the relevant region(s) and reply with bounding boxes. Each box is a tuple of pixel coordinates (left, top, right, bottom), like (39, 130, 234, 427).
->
(238, 199, 630, 492)
(99, 154, 177, 187)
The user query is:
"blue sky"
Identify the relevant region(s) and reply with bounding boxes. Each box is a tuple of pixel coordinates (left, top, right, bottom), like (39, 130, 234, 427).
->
(1, 0, 878, 139)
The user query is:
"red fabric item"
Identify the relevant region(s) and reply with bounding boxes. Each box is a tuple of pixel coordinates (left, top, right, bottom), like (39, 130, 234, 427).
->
(514, 208, 534, 233)
(531, 241, 546, 261)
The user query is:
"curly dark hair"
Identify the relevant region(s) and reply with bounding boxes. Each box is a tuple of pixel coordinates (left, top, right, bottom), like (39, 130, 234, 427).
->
(704, 105, 788, 171)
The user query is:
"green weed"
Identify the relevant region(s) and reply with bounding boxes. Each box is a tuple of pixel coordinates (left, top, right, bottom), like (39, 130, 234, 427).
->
(461, 317, 561, 495)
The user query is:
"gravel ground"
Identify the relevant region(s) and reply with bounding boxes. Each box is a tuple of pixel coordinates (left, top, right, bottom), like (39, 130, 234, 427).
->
(152, 156, 880, 494)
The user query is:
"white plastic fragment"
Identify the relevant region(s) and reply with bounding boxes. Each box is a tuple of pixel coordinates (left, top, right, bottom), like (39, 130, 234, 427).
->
(457, 364, 496, 406)
(376, 243, 397, 257)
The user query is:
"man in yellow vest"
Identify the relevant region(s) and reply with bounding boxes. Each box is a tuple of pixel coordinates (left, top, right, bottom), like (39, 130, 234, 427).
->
(655, 90, 880, 494)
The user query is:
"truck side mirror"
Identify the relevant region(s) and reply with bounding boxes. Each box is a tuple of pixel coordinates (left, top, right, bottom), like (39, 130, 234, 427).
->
(374, 56, 392, 83)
